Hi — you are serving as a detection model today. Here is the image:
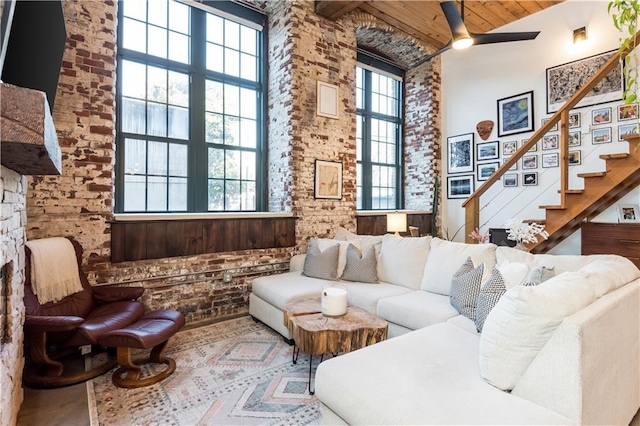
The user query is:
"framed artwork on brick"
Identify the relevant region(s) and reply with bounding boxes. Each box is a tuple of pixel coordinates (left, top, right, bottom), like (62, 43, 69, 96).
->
(316, 81, 339, 119)
(314, 160, 342, 199)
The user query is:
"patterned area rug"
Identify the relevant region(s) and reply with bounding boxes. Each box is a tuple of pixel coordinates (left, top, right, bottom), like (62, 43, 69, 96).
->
(87, 316, 322, 425)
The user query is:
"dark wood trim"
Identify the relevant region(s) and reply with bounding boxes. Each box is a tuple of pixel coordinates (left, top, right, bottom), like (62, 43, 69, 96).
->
(110, 217, 296, 263)
(356, 213, 432, 236)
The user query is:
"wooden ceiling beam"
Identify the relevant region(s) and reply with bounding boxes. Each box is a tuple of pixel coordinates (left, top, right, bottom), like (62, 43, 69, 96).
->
(315, 1, 365, 20)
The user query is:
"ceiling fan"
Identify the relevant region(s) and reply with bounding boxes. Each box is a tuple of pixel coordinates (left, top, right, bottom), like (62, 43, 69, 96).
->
(417, 1, 540, 64)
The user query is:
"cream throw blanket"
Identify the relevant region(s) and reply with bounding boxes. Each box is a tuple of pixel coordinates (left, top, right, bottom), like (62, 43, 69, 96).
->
(26, 237, 84, 305)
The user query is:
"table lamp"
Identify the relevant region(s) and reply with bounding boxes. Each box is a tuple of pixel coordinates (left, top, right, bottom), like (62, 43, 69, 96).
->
(387, 212, 407, 236)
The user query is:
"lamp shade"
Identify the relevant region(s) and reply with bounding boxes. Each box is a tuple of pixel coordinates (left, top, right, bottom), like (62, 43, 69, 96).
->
(387, 212, 407, 235)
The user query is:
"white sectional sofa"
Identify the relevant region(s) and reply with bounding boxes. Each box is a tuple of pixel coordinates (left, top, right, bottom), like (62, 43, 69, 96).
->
(248, 230, 640, 425)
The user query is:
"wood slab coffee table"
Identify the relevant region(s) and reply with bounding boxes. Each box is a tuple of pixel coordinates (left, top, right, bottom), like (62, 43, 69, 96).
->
(283, 298, 388, 394)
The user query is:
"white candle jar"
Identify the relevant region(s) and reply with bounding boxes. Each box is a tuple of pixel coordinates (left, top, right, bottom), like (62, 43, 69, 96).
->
(321, 285, 348, 317)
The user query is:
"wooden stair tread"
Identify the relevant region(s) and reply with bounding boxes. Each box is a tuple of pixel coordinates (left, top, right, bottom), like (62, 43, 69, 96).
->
(577, 171, 606, 178)
(600, 153, 628, 160)
(539, 205, 566, 210)
(557, 189, 584, 194)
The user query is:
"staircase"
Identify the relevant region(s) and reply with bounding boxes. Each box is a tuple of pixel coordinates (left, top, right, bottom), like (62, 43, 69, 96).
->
(531, 140, 640, 253)
(462, 31, 640, 251)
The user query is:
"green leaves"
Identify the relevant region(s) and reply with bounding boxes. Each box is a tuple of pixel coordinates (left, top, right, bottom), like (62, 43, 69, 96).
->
(609, 0, 640, 107)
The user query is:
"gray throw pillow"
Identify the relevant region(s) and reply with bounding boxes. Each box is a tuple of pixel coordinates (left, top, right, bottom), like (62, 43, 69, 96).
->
(341, 243, 378, 283)
(302, 238, 339, 281)
(475, 267, 507, 332)
(450, 257, 484, 321)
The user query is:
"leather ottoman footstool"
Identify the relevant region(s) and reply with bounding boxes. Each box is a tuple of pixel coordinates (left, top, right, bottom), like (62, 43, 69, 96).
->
(99, 309, 185, 388)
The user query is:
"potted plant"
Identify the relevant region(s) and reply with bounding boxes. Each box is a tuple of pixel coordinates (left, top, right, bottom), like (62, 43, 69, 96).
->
(609, 0, 640, 142)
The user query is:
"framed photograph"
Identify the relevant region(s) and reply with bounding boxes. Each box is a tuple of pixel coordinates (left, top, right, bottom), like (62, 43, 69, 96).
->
(541, 117, 559, 132)
(542, 152, 559, 168)
(618, 123, 638, 141)
(592, 127, 612, 144)
(618, 103, 639, 121)
(568, 112, 581, 129)
(521, 139, 537, 152)
(477, 162, 500, 181)
(592, 107, 612, 125)
(316, 81, 339, 119)
(503, 156, 517, 171)
(542, 134, 559, 150)
(546, 50, 623, 113)
(617, 204, 640, 223)
(447, 133, 474, 174)
(497, 91, 534, 137)
(569, 150, 581, 165)
(523, 172, 538, 186)
(503, 140, 518, 155)
(522, 154, 538, 169)
(503, 173, 518, 187)
(447, 174, 474, 199)
(314, 160, 342, 199)
(477, 140, 499, 160)
(569, 131, 581, 147)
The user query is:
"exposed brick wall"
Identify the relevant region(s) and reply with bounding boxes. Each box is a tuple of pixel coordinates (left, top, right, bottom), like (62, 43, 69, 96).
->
(24, 0, 441, 326)
(405, 58, 442, 218)
(0, 166, 27, 426)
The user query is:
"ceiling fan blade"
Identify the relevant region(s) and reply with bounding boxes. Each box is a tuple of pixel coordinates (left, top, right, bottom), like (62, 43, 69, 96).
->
(440, 1, 470, 40)
(412, 42, 453, 67)
(472, 31, 540, 46)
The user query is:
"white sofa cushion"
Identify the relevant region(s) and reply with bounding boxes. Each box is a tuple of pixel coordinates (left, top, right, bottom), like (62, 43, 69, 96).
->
(421, 238, 497, 295)
(479, 271, 598, 391)
(251, 271, 327, 309)
(315, 323, 571, 425)
(376, 290, 459, 330)
(341, 281, 411, 314)
(377, 234, 431, 290)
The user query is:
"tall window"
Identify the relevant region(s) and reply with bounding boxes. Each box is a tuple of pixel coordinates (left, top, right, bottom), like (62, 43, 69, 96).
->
(356, 53, 404, 210)
(116, 0, 265, 213)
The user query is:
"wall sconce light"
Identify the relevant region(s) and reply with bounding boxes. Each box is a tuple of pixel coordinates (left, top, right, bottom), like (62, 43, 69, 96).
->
(387, 212, 407, 236)
(573, 27, 587, 44)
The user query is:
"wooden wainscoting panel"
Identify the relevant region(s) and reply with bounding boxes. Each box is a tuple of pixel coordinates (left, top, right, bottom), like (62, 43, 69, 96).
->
(356, 213, 432, 236)
(110, 217, 296, 262)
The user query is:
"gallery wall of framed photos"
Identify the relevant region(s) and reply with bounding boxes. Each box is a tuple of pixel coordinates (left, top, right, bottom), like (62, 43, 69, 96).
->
(441, 1, 640, 250)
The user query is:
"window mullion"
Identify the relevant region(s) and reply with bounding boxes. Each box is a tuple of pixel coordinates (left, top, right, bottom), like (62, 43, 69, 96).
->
(362, 69, 373, 210)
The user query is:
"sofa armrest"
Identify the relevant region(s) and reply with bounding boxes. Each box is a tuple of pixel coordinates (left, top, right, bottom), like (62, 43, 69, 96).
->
(93, 286, 144, 303)
(24, 315, 84, 333)
(290, 254, 306, 272)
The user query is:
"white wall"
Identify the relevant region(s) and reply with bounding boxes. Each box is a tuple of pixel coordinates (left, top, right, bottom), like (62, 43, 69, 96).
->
(441, 0, 640, 254)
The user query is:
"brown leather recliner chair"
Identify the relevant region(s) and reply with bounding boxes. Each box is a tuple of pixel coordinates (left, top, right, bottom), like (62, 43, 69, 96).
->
(23, 237, 145, 388)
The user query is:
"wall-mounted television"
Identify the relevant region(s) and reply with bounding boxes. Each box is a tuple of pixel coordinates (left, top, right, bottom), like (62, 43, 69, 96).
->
(1, 0, 66, 111)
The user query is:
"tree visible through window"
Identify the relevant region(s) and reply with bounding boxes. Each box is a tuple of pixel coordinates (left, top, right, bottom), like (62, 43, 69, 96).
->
(116, 0, 265, 213)
(356, 53, 404, 210)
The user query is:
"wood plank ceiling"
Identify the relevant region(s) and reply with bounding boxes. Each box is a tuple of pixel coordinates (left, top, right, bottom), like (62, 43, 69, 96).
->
(316, 1, 564, 53)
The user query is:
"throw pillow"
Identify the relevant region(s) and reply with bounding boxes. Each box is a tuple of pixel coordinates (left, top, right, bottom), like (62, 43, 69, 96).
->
(421, 238, 497, 295)
(302, 238, 340, 281)
(376, 234, 431, 290)
(341, 244, 378, 283)
(474, 267, 507, 332)
(449, 257, 484, 321)
(497, 260, 530, 289)
(317, 238, 360, 277)
(479, 270, 597, 391)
